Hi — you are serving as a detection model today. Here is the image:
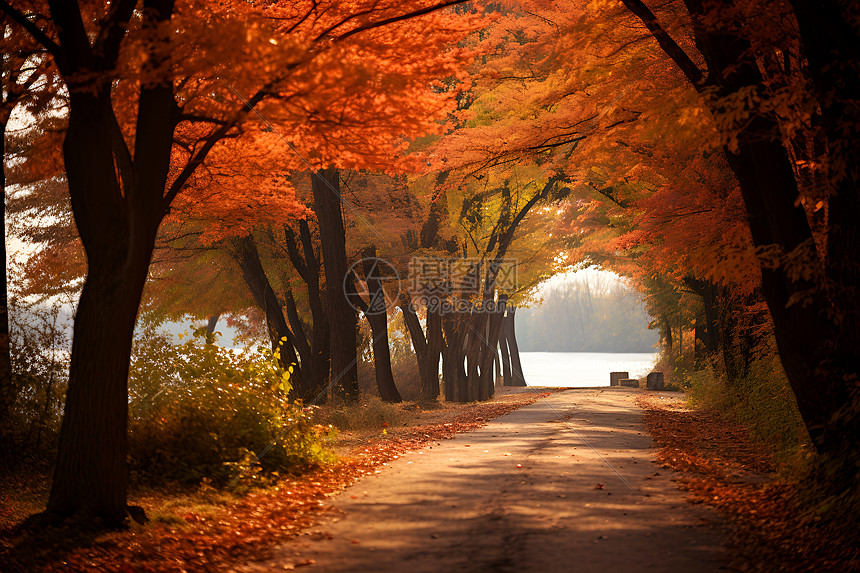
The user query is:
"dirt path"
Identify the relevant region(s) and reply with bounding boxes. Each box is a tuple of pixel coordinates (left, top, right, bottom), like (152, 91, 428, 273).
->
(253, 388, 727, 573)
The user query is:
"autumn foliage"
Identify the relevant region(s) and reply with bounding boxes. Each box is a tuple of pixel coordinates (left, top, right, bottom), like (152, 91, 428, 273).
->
(0, 0, 859, 569)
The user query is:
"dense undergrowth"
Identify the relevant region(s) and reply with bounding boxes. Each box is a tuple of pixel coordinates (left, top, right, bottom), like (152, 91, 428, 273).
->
(128, 330, 337, 487)
(1, 391, 547, 572)
(1, 325, 338, 494)
(651, 347, 859, 571)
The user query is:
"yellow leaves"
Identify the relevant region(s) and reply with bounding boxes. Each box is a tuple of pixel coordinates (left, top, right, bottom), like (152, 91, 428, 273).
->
(278, 364, 294, 394)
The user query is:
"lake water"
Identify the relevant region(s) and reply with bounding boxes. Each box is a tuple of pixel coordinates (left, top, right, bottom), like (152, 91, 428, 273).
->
(518, 352, 658, 387)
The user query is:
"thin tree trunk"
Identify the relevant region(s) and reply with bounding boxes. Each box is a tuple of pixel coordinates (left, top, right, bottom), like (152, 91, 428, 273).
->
(360, 248, 401, 402)
(694, 311, 705, 367)
(229, 234, 301, 374)
(507, 307, 527, 387)
(312, 169, 358, 401)
(660, 317, 673, 358)
(205, 314, 220, 336)
(499, 323, 513, 386)
(401, 300, 428, 388)
(284, 220, 330, 400)
(0, 115, 13, 422)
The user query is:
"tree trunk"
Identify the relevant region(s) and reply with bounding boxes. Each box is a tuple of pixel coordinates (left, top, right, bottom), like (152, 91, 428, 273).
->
(284, 220, 330, 400)
(507, 307, 527, 387)
(401, 300, 428, 386)
(361, 248, 401, 402)
(48, 264, 147, 525)
(685, 277, 720, 356)
(442, 312, 467, 402)
(47, 87, 169, 525)
(0, 115, 12, 422)
(786, 0, 860, 459)
(499, 323, 513, 386)
(229, 234, 302, 376)
(682, 0, 859, 455)
(205, 314, 220, 336)
(660, 317, 673, 358)
(479, 304, 506, 398)
(694, 311, 705, 367)
(312, 169, 358, 401)
(402, 300, 441, 401)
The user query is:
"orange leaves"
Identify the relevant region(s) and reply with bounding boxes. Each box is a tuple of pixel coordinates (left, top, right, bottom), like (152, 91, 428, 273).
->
(161, 0, 485, 247)
(6, 392, 548, 572)
(636, 396, 852, 572)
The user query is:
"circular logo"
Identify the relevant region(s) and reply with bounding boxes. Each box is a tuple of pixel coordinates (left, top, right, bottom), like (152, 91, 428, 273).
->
(344, 257, 401, 314)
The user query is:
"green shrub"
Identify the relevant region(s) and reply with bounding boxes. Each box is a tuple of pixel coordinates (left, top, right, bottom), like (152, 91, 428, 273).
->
(128, 329, 336, 487)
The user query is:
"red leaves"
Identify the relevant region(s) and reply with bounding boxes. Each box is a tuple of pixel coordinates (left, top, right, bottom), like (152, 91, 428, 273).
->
(637, 396, 852, 572)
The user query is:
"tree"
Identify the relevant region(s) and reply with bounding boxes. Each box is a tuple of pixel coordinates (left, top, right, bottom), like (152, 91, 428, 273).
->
(0, 0, 479, 525)
(312, 168, 360, 401)
(0, 14, 56, 422)
(619, 0, 860, 466)
(350, 245, 402, 402)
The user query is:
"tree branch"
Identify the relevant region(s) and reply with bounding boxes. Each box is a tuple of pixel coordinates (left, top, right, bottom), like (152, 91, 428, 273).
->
(334, 0, 469, 41)
(620, 0, 705, 89)
(0, 2, 62, 65)
(162, 88, 268, 211)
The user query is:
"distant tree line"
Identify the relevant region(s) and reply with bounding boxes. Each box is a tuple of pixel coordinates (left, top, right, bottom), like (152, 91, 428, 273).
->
(516, 272, 658, 353)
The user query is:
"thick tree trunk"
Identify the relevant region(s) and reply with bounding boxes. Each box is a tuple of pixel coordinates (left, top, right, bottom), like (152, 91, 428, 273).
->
(478, 304, 506, 398)
(47, 88, 168, 524)
(787, 0, 860, 458)
(361, 249, 401, 403)
(675, 0, 859, 456)
(312, 169, 358, 401)
(463, 327, 482, 402)
(48, 265, 148, 525)
(425, 306, 443, 399)
(442, 312, 467, 402)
